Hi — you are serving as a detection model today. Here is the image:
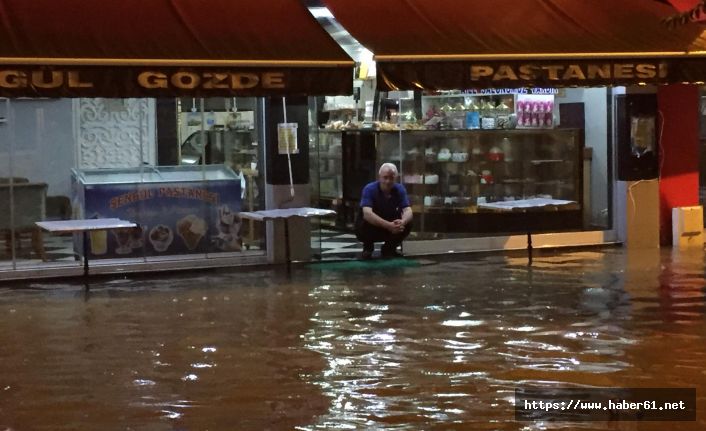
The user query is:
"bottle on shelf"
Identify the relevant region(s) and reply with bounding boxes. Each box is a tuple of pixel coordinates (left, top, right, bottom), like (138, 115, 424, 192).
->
(495, 100, 512, 129)
(439, 101, 453, 130)
(480, 100, 497, 130)
(465, 100, 481, 130)
(450, 102, 466, 129)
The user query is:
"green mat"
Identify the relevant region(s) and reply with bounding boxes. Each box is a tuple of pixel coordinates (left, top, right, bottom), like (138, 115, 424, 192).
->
(309, 257, 421, 271)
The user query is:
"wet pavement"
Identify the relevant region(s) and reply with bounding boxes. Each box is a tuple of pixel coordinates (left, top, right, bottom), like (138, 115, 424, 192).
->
(0, 247, 705, 430)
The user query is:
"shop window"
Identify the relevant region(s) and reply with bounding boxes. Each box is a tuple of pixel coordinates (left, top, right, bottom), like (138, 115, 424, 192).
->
(0, 96, 267, 275)
(309, 87, 613, 257)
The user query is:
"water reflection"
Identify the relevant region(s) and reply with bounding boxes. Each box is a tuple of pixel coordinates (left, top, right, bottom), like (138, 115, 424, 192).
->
(0, 248, 704, 430)
(0, 270, 328, 430)
(304, 248, 706, 430)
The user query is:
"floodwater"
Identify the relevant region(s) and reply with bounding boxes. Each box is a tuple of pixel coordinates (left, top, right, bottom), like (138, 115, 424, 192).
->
(0, 247, 705, 430)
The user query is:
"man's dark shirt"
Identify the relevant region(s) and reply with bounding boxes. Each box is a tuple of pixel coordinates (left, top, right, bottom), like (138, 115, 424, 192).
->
(359, 181, 410, 222)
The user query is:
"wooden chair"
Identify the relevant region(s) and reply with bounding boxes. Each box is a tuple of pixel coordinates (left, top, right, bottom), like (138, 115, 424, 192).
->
(0, 182, 48, 260)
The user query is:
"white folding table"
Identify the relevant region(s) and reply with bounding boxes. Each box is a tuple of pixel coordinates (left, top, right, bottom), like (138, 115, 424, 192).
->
(478, 198, 578, 264)
(36, 218, 138, 277)
(238, 208, 336, 268)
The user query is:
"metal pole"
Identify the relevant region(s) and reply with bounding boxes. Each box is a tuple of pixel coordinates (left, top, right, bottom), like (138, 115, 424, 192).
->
(83, 231, 89, 277)
(284, 218, 291, 275)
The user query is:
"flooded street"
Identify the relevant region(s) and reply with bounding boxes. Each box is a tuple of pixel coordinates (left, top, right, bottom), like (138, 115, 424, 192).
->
(1, 247, 705, 430)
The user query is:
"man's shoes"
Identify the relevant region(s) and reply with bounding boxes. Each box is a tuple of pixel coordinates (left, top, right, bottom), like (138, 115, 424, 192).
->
(361, 243, 374, 260)
(381, 246, 403, 259)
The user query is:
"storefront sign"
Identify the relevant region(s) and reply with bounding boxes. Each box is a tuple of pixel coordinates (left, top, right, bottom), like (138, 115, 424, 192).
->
(460, 88, 559, 95)
(0, 70, 93, 89)
(469, 62, 668, 83)
(377, 58, 706, 91)
(136, 71, 285, 91)
(0, 66, 351, 97)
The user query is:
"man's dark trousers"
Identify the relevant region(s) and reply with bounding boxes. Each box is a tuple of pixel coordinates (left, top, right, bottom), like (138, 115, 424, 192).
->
(355, 221, 411, 254)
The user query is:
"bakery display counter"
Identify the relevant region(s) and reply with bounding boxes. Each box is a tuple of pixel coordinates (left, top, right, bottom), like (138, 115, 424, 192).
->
(376, 128, 584, 234)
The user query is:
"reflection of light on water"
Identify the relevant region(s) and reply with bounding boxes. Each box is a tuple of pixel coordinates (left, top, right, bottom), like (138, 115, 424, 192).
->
(455, 331, 476, 338)
(181, 374, 198, 381)
(564, 331, 638, 345)
(443, 339, 483, 350)
(324, 358, 353, 377)
(418, 406, 442, 412)
(310, 341, 333, 351)
(201, 346, 217, 353)
(297, 248, 706, 428)
(435, 393, 470, 398)
(564, 331, 599, 339)
(422, 371, 488, 378)
(191, 363, 214, 369)
(132, 379, 156, 386)
(504, 340, 565, 351)
(504, 326, 539, 332)
(161, 410, 181, 419)
(312, 421, 357, 430)
(350, 330, 396, 345)
(442, 319, 484, 327)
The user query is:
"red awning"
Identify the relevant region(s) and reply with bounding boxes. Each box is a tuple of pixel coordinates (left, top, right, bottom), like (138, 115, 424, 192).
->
(322, 0, 706, 90)
(666, 0, 700, 12)
(0, 0, 354, 97)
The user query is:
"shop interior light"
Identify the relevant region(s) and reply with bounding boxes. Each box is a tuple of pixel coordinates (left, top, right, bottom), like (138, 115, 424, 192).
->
(359, 48, 376, 78)
(308, 7, 334, 19)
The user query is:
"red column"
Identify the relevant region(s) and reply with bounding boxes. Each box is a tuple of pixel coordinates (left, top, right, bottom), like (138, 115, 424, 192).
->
(657, 84, 700, 245)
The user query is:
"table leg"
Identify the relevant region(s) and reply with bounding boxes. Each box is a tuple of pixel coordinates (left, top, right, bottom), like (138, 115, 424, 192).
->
(83, 231, 89, 277)
(527, 230, 533, 266)
(284, 218, 291, 274)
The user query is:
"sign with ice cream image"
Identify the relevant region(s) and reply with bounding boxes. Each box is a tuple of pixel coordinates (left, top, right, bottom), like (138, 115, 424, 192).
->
(80, 180, 242, 258)
(176, 215, 207, 250)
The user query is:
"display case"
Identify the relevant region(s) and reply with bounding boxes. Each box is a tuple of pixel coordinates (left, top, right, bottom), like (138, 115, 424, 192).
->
(72, 165, 247, 258)
(376, 128, 584, 235)
(310, 129, 379, 228)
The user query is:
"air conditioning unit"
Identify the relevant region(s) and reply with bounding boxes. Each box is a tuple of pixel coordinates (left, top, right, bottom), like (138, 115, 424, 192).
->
(672, 206, 704, 248)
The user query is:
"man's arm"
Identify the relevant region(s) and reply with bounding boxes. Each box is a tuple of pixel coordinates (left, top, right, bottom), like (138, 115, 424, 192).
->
(396, 184, 413, 228)
(400, 206, 413, 226)
(362, 206, 396, 232)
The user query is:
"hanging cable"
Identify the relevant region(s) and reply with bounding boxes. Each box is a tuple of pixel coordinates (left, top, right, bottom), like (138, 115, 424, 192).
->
(282, 97, 295, 199)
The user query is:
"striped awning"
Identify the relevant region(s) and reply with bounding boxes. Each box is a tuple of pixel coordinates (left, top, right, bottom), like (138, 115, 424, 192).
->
(0, 0, 354, 97)
(322, 0, 706, 90)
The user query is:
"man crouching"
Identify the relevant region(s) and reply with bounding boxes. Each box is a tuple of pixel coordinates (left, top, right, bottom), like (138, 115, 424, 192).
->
(355, 163, 413, 259)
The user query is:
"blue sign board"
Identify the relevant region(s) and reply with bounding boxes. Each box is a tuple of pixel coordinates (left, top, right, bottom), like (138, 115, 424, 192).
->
(80, 181, 242, 258)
